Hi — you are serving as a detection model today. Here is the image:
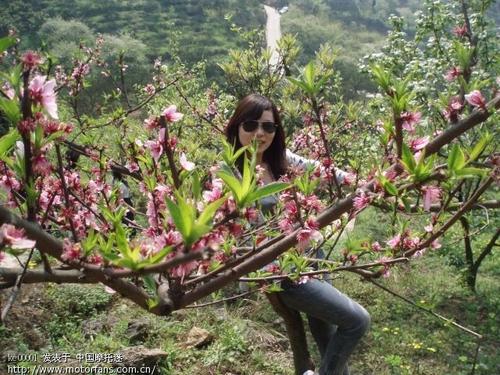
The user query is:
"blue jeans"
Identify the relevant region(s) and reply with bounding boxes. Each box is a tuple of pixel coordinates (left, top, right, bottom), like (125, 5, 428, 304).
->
(279, 278, 370, 375)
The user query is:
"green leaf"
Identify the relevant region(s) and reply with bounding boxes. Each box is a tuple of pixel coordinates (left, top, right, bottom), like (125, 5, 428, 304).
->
(143, 275, 157, 295)
(175, 191, 196, 233)
(0, 36, 16, 53)
(241, 153, 253, 195)
(166, 197, 190, 239)
(247, 182, 290, 204)
(448, 144, 466, 172)
(0, 129, 20, 156)
(370, 64, 391, 92)
(401, 144, 416, 173)
(454, 167, 488, 178)
(467, 132, 492, 163)
(147, 298, 159, 309)
(287, 77, 311, 93)
(304, 61, 315, 88)
(380, 177, 398, 196)
(197, 196, 227, 226)
(217, 170, 244, 203)
(148, 246, 173, 264)
(0, 97, 21, 125)
(191, 172, 201, 200)
(114, 221, 131, 258)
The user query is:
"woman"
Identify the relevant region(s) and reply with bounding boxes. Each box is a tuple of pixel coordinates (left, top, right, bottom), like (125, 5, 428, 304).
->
(225, 94, 370, 375)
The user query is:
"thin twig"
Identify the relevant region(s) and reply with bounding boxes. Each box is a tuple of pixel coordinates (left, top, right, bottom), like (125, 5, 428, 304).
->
(184, 289, 259, 309)
(369, 279, 482, 339)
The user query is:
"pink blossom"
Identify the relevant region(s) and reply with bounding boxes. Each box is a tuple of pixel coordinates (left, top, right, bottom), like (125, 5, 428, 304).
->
(0, 224, 36, 249)
(409, 136, 430, 152)
(400, 112, 422, 133)
(126, 161, 139, 173)
(145, 140, 163, 162)
(302, 195, 324, 213)
(32, 154, 52, 176)
(296, 229, 323, 251)
(453, 24, 468, 37)
(464, 90, 487, 109)
(353, 192, 371, 212)
(444, 66, 462, 82)
(342, 172, 357, 186)
(0, 170, 21, 192)
(162, 105, 183, 123)
(386, 234, 401, 249)
(144, 116, 159, 130)
(284, 201, 298, 218)
(144, 84, 156, 96)
(61, 239, 82, 262)
(424, 223, 434, 233)
(279, 218, 294, 233)
(371, 241, 382, 252)
(384, 169, 398, 181)
(421, 185, 441, 211)
(170, 260, 198, 280)
(442, 96, 464, 122)
(402, 236, 420, 250)
(0, 251, 5, 263)
(21, 50, 42, 69)
(158, 127, 166, 143)
(305, 216, 320, 230)
(71, 62, 90, 81)
(229, 222, 243, 237)
(87, 253, 103, 265)
(203, 186, 223, 203)
(28, 75, 58, 119)
(244, 207, 259, 223)
(17, 119, 36, 134)
(431, 239, 442, 249)
(179, 152, 195, 171)
(265, 263, 280, 274)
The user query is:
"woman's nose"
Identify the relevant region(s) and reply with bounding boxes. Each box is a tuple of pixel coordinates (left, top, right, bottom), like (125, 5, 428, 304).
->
(255, 125, 265, 136)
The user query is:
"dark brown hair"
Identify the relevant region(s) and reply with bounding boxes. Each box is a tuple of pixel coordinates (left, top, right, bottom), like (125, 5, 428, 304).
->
(225, 94, 286, 179)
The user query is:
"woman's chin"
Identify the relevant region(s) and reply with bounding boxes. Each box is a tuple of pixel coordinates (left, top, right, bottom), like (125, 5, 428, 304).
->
(258, 144, 270, 153)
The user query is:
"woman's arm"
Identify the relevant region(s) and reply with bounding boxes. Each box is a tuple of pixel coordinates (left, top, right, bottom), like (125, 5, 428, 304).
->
(285, 149, 347, 183)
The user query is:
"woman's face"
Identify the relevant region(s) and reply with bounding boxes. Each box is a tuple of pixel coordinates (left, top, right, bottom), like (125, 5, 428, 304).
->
(238, 109, 276, 156)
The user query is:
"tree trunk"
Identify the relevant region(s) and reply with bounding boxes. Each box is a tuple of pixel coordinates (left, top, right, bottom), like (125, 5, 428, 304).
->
(459, 216, 475, 290)
(470, 228, 500, 291)
(266, 292, 315, 375)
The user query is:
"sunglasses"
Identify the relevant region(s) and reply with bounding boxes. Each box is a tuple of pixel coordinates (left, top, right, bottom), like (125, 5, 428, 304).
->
(241, 120, 278, 134)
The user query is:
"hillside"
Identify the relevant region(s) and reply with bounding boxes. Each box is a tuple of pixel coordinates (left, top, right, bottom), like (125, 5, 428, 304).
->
(0, 0, 430, 96)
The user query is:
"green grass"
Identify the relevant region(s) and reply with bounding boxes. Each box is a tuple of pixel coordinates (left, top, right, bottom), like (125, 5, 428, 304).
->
(2, 249, 498, 374)
(1, 208, 498, 375)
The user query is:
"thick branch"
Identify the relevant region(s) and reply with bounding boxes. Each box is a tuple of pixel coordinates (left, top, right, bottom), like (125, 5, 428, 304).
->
(424, 96, 500, 156)
(0, 206, 152, 311)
